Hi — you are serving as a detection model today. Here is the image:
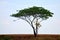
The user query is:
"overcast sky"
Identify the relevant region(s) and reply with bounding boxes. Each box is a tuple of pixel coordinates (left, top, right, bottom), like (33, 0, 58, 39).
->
(0, 0, 60, 34)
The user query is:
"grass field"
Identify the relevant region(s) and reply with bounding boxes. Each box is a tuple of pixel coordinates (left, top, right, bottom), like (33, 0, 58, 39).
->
(0, 34, 60, 40)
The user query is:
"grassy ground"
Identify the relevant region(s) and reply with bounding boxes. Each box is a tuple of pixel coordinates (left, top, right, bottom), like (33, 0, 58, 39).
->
(0, 34, 60, 40)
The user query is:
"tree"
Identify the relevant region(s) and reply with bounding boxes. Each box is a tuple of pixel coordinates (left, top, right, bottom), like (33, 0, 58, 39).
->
(11, 6, 53, 37)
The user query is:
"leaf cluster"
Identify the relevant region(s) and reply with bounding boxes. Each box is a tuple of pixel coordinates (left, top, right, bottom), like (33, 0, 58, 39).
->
(11, 6, 53, 20)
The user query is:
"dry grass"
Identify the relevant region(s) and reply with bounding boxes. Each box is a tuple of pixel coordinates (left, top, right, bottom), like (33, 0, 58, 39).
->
(0, 34, 60, 40)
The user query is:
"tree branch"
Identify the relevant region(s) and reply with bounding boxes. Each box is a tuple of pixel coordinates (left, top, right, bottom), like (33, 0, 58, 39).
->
(28, 17, 31, 22)
(20, 17, 31, 25)
(32, 17, 35, 22)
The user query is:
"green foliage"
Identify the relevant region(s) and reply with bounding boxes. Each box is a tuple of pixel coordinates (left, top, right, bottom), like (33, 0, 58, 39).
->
(11, 6, 53, 20)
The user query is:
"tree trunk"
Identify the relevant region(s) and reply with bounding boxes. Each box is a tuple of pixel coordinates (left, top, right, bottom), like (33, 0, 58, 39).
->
(33, 29, 36, 37)
(35, 26, 38, 37)
(31, 22, 38, 37)
(31, 25, 36, 37)
(32, 26, 38, 37)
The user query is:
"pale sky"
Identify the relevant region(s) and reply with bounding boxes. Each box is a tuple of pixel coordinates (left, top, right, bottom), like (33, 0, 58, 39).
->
(0, 0, 60, 34)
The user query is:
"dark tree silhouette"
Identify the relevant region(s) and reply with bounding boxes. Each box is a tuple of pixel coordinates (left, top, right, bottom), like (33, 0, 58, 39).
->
(11, 6, 53, 37)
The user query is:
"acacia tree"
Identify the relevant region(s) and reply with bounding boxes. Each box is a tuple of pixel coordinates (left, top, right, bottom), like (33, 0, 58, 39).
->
(11, 6, 53, 37)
